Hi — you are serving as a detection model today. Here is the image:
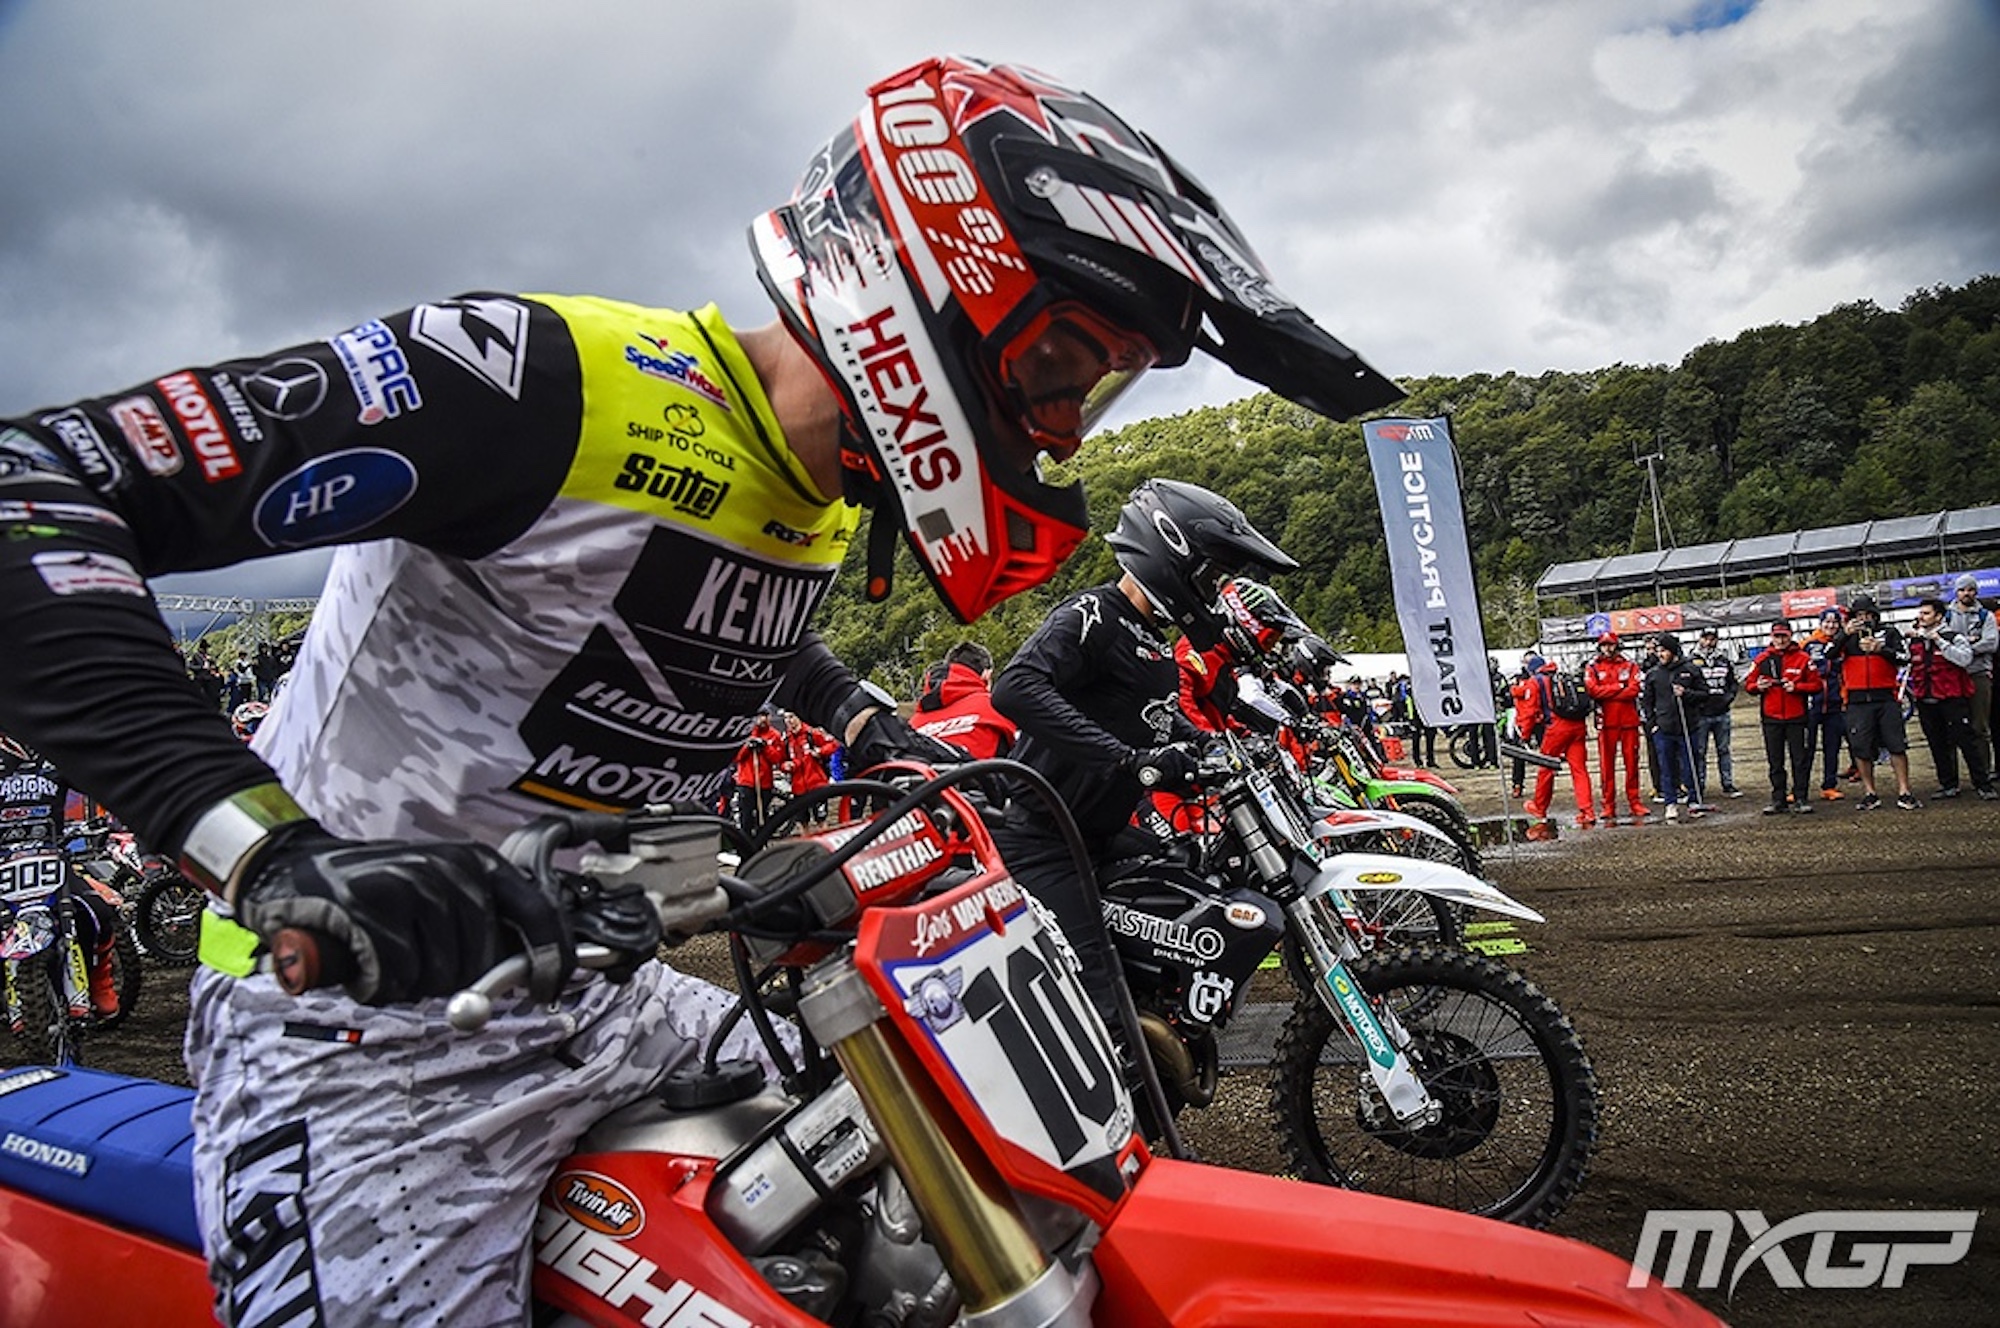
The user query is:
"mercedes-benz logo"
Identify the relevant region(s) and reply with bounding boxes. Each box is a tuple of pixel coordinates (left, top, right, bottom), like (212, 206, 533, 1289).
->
(244, 358, 329, 420)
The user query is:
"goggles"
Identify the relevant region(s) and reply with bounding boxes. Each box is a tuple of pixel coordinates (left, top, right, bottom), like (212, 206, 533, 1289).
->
(989, 302, 1157, 463)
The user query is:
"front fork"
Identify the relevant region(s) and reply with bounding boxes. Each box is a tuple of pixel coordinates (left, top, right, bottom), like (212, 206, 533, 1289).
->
(1285, 897, 1440, 1127)
(796, 953, 1097, 1328)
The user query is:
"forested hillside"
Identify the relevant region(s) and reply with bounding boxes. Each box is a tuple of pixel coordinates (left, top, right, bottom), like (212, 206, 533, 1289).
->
(817, 276, 2000, 692)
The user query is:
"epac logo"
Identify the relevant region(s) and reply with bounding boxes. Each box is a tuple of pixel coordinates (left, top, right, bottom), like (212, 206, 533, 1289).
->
(1630, 1209, 1977, 1298)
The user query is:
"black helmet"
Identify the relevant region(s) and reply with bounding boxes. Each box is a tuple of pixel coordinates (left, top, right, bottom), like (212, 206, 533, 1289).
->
(1290, 633, 1343, 677)
(1107, 479, 1295, 649)
(751, 56, 1401, 625)
(1218, 577, 1307, 660)
(1848, 594, 1878, 617)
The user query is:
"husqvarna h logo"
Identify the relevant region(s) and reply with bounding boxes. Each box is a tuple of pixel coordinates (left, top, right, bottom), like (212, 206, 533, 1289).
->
(1630, 1209, 1977, 1298)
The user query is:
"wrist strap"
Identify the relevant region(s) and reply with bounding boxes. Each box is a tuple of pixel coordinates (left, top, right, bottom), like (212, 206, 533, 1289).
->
(179, 783, 312, 904)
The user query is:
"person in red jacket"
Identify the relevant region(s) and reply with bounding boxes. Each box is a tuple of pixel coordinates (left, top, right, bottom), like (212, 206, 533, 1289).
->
(913, 641, 1018, 760)
(1906, 597, 1996, 799)
(781, 711, 840, 821)
(1522, 656, 1598, 829)
(1507, 655, 1545, 799)
(1745, 620, 1824, 814)
(1829, 595, 1919, 810)
(1582, 632, 1649, 822)
(731, 708, 788, 833)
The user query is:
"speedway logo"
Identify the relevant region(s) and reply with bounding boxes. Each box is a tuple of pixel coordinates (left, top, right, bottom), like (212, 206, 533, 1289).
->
(1630, 1209, 1978, 1297)
(625, 333, 730, 407)
(1, 1130, 91, 1176)
(536, 1205, 751, 1326)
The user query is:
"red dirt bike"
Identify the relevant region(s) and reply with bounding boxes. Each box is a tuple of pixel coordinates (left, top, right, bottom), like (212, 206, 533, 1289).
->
(0, 763, 1722, 1327)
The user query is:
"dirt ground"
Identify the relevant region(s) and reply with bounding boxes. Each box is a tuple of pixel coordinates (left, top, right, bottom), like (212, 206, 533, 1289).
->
(8, 718, 1996, 1328)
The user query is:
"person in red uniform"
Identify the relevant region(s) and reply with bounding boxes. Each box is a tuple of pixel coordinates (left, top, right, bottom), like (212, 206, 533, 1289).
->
(913, 642, 1017, 760)
(731, 709, 788, 833)
(1745, 620, 1824, 814)
(1507, 654, 1545, 799)
(1583, 632, 1649, 823)
(1829, 595, 1920, 810)
(781, 711, 839, 795)
(1522, 657, 1598, 829)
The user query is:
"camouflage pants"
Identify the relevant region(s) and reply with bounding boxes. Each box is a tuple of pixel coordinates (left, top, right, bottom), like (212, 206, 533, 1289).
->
(184, 959, 789, 1327)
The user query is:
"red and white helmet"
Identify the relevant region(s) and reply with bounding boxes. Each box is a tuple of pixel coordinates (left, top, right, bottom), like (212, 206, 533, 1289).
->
(752, 56, 1400, 622)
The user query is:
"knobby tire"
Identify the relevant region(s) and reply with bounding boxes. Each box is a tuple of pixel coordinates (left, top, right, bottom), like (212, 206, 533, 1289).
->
(1267, 944, 1598, 1228)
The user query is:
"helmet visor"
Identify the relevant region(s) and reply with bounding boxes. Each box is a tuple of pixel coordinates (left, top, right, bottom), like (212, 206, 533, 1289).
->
(991, 303, 1157, 462)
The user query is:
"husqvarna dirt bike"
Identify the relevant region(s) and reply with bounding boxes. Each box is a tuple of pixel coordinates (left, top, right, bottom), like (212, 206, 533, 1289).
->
(1111, 735, 1594, 1227)
(0, 763, 1719, 1327)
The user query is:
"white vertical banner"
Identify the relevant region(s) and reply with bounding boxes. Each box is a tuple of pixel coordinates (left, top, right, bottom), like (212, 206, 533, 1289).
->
(1362, 416, 1494, 726)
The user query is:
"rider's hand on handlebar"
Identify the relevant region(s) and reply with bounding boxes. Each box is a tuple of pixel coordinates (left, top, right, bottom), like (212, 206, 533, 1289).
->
(1126, 743, 1199, 791)
(239, 828, 575, 1005)
(846, 707, 965, 771)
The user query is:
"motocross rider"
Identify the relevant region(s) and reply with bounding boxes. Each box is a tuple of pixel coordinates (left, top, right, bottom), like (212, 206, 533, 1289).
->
(0, 56, 1399, 1325)
(990, 480, 1297, 1037)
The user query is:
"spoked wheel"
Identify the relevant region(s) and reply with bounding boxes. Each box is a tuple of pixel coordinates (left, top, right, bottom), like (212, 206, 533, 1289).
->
(1384, 797, 1485, 878)
(1344, 888, 1462, 952)
(1447, 726, 1482, 770)
(7, 957, 79, 1067)
(1268, 944, 1598, 1228)
(135, 868, 205, 967)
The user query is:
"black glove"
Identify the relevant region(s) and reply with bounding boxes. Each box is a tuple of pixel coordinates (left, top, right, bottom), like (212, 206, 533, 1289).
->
(1126, 744, 1198, 791)
(831, 681, 964, 771)
(238, 827, 574, 1006)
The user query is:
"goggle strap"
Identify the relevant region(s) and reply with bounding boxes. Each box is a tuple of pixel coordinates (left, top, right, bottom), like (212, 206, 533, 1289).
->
(866, 507, 900, 603)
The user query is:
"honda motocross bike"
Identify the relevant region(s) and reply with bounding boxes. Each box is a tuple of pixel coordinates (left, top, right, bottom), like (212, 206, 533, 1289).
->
(0, 762, 1717, 1327)
(1111, 733, 1596, 1227)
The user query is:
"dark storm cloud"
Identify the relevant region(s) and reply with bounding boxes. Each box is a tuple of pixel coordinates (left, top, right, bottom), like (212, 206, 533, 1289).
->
(1791, 5, 2000, 271)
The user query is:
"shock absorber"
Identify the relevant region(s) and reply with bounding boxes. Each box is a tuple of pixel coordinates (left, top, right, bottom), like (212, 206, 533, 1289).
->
(796, 952, 1096, 1327)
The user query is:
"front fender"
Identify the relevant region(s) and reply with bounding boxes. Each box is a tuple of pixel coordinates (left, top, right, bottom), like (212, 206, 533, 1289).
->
(1303, 851, 1544, 923)
(1092, 1158, 1722, 1327)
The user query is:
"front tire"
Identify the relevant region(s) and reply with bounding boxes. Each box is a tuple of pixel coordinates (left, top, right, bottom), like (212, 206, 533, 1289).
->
(135, 868, 204, 967)
(8, 958, 79, 1067)
(1267, 944, 1597, 1227)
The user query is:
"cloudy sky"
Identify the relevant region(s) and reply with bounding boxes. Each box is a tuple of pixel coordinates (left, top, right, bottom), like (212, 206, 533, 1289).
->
(2, 0, 1995, 600)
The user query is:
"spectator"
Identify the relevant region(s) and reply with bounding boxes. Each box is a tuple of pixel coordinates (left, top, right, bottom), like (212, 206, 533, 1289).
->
(1829, 595, 1921, 810)
(1686, 628, 1743, 802)
(1402, 671, 1437, 765)
(1906, 597, 1997, 800)
(731, 708, 787, 835)
(1522, 656, 1598, 829)
(1943, 573, 1995, 767)
(227, 652, 259, 709)
(1641, 633, 1709, 821)
(1582, 632, 1649, 823)
(1804, 607, 1851, 800)
(913, 641, 1017, 760)
(1745, 620, 1822, 815)
(1507, 654, 1546, 799)
(780, 711, 839, 810)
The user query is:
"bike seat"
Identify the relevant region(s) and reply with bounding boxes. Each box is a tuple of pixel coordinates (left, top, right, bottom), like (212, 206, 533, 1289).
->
(0, 1064, 200, 1251)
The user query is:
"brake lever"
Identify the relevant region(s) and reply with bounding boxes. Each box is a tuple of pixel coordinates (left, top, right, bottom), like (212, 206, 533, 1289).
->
(447, 941, 618, 1031)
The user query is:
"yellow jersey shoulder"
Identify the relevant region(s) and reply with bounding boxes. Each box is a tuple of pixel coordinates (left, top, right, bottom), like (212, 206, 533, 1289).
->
(530, 295, 858, 566)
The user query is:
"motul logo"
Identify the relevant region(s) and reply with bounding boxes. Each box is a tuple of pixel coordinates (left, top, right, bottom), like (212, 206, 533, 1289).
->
(157, 371, 243, 480)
